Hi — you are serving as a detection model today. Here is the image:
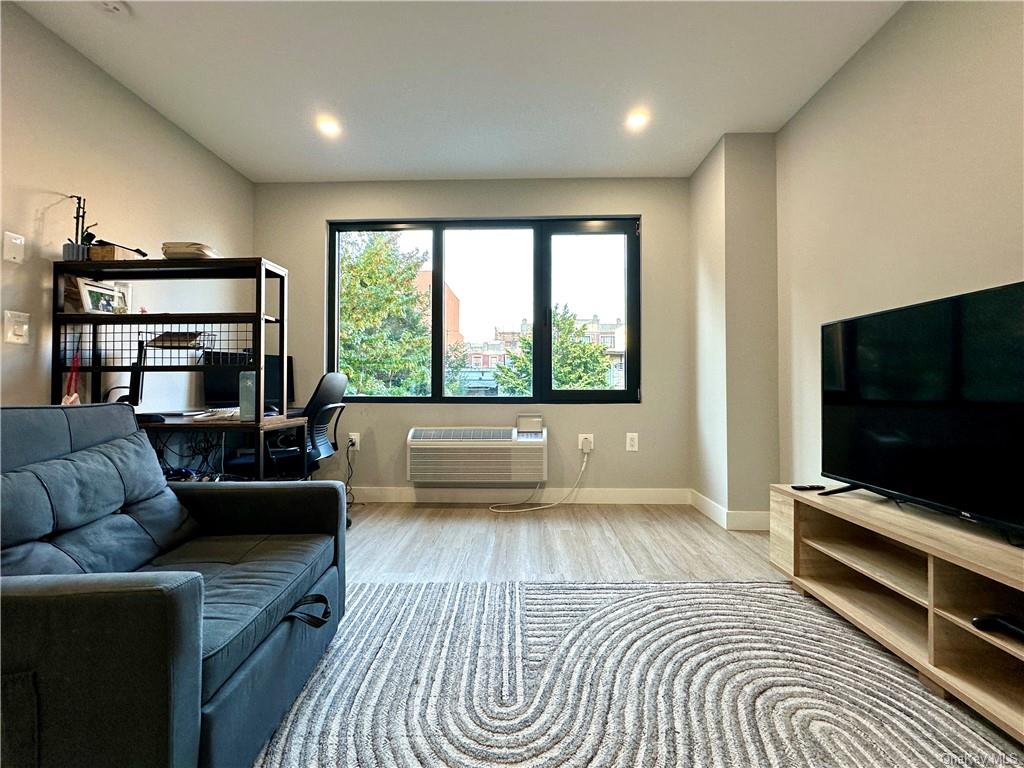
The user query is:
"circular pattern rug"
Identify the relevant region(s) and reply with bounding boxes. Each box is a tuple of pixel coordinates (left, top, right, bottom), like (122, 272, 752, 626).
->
(256, 582, 1022, 767)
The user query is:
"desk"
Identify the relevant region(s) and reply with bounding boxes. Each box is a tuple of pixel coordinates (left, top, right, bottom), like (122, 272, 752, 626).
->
(143, 415, 308, 480)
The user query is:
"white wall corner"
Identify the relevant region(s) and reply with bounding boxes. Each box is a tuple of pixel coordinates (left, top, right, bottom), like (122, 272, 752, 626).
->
(688, 489, 729, 528)
(689, 489, 769, 531)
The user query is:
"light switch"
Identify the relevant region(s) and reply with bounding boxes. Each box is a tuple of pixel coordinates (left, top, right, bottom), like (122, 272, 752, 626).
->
(4, 311, 30, 345)
(3, 232, 25, 264)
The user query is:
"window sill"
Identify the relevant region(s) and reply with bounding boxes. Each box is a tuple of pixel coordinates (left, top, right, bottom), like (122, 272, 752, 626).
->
(343, 395, 641, 405)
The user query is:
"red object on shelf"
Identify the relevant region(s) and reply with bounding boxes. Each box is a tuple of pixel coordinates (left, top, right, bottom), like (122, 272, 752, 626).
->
(64, 334, 81, 401)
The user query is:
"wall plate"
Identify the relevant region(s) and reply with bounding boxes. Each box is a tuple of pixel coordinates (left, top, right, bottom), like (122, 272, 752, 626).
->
(3, 232, 26, 264)
(4, 311, 30, 345)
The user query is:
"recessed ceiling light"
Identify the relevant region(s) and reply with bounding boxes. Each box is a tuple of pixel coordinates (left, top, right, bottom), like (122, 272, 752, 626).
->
(625, 109, 650, 133)
(316, 115, 342, 139)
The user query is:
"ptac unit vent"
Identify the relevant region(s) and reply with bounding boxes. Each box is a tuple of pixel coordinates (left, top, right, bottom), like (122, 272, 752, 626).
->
(406, 426, 547, 485)
(410, 427, 514, 441)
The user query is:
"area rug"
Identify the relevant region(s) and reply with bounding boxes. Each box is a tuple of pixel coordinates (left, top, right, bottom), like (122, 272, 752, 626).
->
(256, 582, 1022, 767)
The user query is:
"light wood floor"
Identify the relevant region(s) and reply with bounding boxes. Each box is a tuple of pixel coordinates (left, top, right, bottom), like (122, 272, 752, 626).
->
(346, 503, 784, 583)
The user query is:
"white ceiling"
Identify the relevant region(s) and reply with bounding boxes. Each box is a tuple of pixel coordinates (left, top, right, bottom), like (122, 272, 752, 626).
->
(21, 1, 901, 183)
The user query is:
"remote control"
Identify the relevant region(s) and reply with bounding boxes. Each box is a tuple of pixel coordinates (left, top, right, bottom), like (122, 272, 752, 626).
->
(791, 484, 826, 491)
(972, 615, 1024, 644)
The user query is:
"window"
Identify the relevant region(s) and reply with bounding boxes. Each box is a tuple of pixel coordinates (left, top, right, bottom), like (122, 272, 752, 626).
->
(326, 218, 640, 403)
(330, 228, 433, 397)
(443, 228, 533, 397)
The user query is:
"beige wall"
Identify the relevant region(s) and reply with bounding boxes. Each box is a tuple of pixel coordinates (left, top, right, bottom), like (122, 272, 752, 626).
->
(777, 1, 1024, 483)
(688, 134, 779, 515)
(254, 178, 690, 493)
(723, 134, 778, 511)
(1, 5, 255, 406)
(688, 140, 728, 507)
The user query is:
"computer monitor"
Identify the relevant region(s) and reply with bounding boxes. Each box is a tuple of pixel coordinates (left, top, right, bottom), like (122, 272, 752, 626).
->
(127, 341, 146, 406)
(264, 355, 296, 409)
(202, 351, 249, 407)
(202, 352, 295, 408)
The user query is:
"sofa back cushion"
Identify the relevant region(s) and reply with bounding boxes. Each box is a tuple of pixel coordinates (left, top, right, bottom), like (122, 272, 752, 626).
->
(1, 429, 197, 576)
(0, 404, 140, 472)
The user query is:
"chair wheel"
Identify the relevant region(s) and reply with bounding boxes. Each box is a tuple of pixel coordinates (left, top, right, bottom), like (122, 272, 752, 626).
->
(346, 515, 352, 529)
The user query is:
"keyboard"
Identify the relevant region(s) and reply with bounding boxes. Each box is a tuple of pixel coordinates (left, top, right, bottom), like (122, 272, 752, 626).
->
(193, 407, 240, 421)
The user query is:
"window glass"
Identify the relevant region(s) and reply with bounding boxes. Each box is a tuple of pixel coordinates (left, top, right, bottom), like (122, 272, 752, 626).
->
(442, 229, 533, 397)
(335, 229, 433, 396)
(550, 233, 628, 390)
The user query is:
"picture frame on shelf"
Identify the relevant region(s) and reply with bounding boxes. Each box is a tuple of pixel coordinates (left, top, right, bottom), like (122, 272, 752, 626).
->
(76, 278, 117, 314)
(113, 282, 132, 314)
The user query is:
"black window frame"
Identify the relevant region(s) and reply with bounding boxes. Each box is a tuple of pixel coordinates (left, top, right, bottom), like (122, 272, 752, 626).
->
(325, 216, 641, 404)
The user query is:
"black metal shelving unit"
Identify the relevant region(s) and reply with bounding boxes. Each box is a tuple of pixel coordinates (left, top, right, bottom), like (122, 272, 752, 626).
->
(51, 257, 289, 425)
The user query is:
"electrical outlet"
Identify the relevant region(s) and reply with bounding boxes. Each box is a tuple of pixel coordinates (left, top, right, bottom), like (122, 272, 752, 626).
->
(348, 432, 361, 451)
(578, 433, 594, 452)
(3, 232, 25, 264)
(626, 432, 639, 452)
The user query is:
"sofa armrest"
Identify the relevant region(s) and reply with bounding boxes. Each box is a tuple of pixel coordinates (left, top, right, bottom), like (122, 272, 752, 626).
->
(169, 481, 345, 567)
(1, 572, 203, 768)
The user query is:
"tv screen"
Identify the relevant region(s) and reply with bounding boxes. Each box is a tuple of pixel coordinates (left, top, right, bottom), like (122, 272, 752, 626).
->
(821, 281, 1024, 535)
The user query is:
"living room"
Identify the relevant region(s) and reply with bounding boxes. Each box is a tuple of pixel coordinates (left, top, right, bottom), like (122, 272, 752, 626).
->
(1, 2, 1022, 767)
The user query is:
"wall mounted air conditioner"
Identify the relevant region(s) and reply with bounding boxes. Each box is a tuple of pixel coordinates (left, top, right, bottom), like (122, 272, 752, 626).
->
(406, 426, 548, 485)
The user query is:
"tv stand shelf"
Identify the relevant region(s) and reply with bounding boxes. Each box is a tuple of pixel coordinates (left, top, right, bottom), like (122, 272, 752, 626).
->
(770, 485, 1024, 743)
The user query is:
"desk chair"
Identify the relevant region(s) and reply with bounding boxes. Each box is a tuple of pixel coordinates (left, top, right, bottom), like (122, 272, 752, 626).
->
(226, 372, 348, 479)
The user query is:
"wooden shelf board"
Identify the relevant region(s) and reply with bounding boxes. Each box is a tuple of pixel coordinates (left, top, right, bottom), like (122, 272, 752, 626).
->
(795, 571, 929, 666)
(141, 414, 306, 432)
(54, 257, 287, 280)
(55, 311, 260, 324)
(934, 607, 1024, 663)
(931, 653, 1024, 742)
(803, 535, 928, 607)
(772, 484, 1024, 590)
(798, 573, 1023, 742)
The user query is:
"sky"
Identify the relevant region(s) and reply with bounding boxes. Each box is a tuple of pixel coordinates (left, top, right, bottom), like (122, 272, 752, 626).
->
(395, 228, 627, 342)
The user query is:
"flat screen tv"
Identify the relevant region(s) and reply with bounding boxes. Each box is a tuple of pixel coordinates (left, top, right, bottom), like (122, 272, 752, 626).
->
(821, 281, 1024, 538)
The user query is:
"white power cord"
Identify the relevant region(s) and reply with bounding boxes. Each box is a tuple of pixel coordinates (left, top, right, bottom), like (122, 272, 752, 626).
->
(489, 452, 589, 513)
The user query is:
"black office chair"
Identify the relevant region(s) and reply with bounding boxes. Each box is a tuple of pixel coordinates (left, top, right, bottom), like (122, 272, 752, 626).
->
(300, 372, 349, 468)
(226, 372, 348, 479)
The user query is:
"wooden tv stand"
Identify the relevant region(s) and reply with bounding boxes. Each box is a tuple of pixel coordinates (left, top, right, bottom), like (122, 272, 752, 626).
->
(770, 484, 1024, 742)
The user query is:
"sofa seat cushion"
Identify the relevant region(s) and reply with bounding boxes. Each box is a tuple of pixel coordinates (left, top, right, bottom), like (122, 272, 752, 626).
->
(140, 533, 334, 701)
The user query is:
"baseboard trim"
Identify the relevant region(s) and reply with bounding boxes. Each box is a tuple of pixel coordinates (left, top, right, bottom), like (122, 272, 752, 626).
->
(350, 485, 768, 529)
(688, 490, 769, 531)
(352, 486, 692, 505)
(689, 489, 728, 528)
(725, 509, 771, 531)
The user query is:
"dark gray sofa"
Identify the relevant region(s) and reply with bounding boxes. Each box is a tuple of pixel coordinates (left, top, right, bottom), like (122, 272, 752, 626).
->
(0, 404, 345, 768)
